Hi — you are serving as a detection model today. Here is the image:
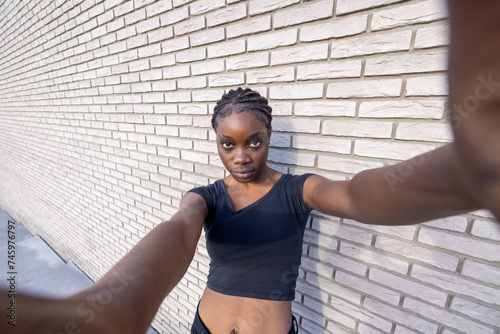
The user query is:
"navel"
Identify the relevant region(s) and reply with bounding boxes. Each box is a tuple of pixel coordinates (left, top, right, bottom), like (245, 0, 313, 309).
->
(230, 329, 239, 334)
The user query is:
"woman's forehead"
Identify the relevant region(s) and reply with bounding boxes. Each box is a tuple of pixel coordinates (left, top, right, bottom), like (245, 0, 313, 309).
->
(216, 112, 269, 137)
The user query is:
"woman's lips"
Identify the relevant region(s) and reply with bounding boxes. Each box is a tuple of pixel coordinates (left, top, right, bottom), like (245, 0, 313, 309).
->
(232, 170, 254, 179)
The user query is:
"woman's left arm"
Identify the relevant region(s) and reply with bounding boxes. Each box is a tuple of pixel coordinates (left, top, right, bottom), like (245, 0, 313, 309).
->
(303, 142, 481, 225)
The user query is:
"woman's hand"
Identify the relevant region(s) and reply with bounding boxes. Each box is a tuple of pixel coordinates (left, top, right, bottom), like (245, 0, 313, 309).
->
(447, 1, 500, 220)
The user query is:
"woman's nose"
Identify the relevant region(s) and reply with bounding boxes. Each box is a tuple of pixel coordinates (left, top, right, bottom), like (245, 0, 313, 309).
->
(233, 148, 251, 164)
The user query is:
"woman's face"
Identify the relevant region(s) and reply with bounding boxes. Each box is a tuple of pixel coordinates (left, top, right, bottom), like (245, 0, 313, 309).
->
(215, 110, 271, 183)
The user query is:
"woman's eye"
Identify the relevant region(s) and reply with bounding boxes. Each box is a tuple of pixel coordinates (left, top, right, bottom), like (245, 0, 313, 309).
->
(249, 141, 261, 148)
(221, 142, 234, 149)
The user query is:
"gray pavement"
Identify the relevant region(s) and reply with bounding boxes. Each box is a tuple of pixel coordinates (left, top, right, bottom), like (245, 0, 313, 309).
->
(0, 210, 158, 333)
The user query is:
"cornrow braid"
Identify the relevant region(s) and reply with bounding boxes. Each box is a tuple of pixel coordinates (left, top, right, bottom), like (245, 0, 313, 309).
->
(212, 87, 272, 131)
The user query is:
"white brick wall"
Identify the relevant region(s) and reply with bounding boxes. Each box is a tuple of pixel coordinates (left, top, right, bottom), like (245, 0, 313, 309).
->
(0, 0, 499, 333)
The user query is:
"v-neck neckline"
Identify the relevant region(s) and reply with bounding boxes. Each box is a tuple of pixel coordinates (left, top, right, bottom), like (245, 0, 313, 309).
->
(221, 174, 284, 213)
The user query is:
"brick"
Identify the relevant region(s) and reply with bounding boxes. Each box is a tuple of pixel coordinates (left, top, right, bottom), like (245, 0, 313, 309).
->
(174, 15, 205, 36)
(268, 148, 315, 167)
(365, 49, 448, 76)
(180, 150, 208, 164)
(207, 39, 246, 58)
(271, 43, 328, 66)
(178, 104, 208, 115)
(208, 72, 244, 87)
(190, 0, 225, 16)
(309, 245, 367, 277)
(163, 64, 190, 79)
(226, 15, 271, 39)
(470, 219, 500, 242)
(164, 91, 191, 102)
(269, 133, 291, 148)
(176, 48, 206, 63)
(226, 52, 269, 71)
(414, 21, 450, 49)
(332, 30, 411, 58)
(270, 83, 324, 100)
(150, 54, 176, 67)
(146, 1, 173, 17)
(191, 59, 225, 75)
(337, 270, 401, 305)
(152, 79, 175, 92)
(451, 297, 500, 328)
(249, 0, 299, 16)
(371, 0, 448, 31)
(405, 74, 448, 96)
(359, 100, 445, 119)
(461, 259, 500, 286)
(422, 216, 468, 233)
(403, 297, 495, 334)
(375, 235, 459, 271)
(167, 115, 192, 126)
(298, 59, 361, 81)
(270, 102, 293, 116)
(192, 89, 223, 102)
(364, 297, 439, 333)
(301, 256, 334, 279)
(247, 67, 294, 84)
(247, 28, 297, 52)
(160, 6, 189, 26)
(161, 35, 189, 53)
(206, 3, 247, 27)
(317, 155, 383, 174)
(293, 134, 351, 154)
(179, 127, 208, 139)
(304, 296, 357, 329)
(172, 0, 195, 7)
(323, 120, 393, 139)
(177, 76, 207, 89)
(342, 242, 409, 275)
(168, 138, 193, 149)
(418, 227, 500, 262)
(327, 79, 402, 98)
(395, 122, 453, 143)
(372, 267, 449, 306)
(274, 0, 333, 28)
(140, 69, 163, 81)
(294, 101, 355, 117)
(354, 139, 435, 160)
(311, 217, 373, 246)
(356, 323, 385, 334)
(300, 14, 367, 42)
(116, 25, 136, 41)
(272, 117, 321, 133)
(138, 44, 161, 58)
(336, 0, 401, 15)
(333, 296, 393, 333)
(124, 8, 146, 25)
(114, 1, 134, 18)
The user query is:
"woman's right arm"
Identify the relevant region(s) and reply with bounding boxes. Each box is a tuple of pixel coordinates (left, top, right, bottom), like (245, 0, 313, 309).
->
(5, 192, 207, 334)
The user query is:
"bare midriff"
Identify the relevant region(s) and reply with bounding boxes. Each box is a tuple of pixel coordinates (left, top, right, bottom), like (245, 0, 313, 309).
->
(198, 287, 293, 334)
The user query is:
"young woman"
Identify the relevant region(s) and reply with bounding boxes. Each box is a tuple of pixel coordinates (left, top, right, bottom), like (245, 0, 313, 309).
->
(3, 2, 500, 333)
(184, 87, 478, 334)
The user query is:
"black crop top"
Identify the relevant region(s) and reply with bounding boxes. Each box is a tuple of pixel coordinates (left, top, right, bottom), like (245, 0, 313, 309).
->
(188, 173, 314, 301)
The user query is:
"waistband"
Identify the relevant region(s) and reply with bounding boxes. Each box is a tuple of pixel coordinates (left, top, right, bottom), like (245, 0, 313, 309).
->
(190, 304, 298, 334)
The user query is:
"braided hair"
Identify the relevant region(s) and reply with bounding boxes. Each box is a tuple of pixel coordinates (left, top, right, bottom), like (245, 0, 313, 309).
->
(211, 87, 272, 131)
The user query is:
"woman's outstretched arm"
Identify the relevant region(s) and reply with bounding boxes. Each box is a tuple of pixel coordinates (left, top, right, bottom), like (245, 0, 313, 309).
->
(304, 143, 481, 226)
(2, 192, 207, 334)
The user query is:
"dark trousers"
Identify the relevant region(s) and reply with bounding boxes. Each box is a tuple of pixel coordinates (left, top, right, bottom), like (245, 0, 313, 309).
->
(191, 305, 298, 334)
